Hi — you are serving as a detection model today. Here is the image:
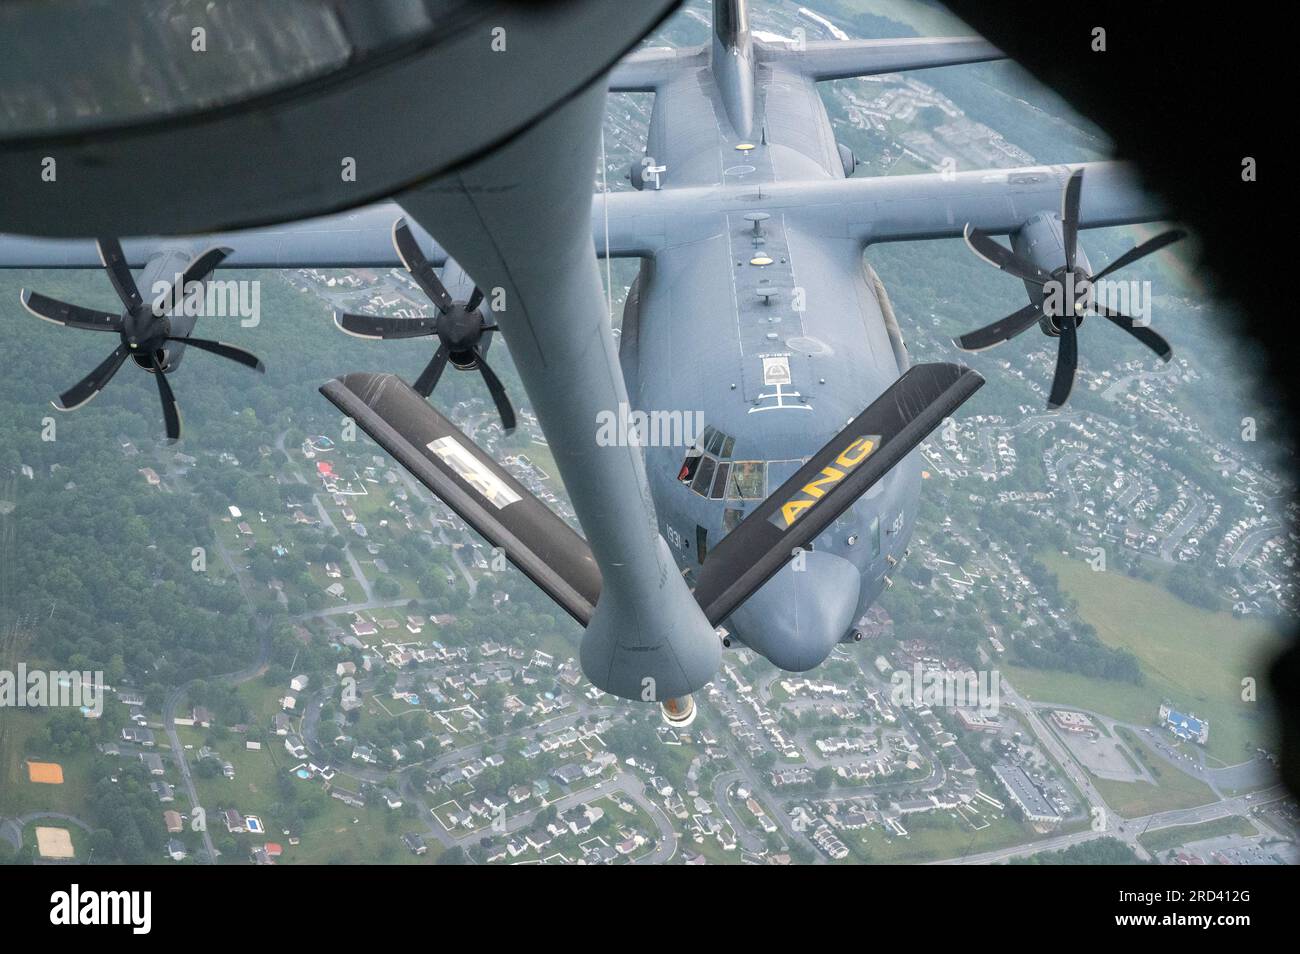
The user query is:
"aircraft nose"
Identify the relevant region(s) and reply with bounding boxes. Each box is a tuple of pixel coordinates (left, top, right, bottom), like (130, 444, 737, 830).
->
(727, 550, 861, 672)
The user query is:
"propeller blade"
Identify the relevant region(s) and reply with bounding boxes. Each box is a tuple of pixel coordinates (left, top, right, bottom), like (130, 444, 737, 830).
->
(475, 351, 517, 433)
(96, 238, 144, 313)
(1091, 229, 1187, 282)
(20, 289, 121, 332)
(392, 218, 454, 312)
(411, 344, 450, 397)
(167, 336, 265, 372)
(54, 344, 130, 410)
(465, 286, 484, 312)
(333, 310, 436, 340)
(150, 353, 182, 441)
(1091, 304, 1173, 362)
(953, 303, 1042, 352)
(1061, 168, 1083, 272)
(1047, 317, 1078, 410)
(963, 225, 1054, 286)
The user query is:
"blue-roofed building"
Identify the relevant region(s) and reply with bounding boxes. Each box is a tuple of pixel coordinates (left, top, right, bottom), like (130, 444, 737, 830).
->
(1158, 703, 1210, 744)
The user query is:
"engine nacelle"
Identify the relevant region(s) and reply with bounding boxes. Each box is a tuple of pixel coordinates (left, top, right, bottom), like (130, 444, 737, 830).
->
(1012, 211, 1094, 335)
(837, 141, 857, 178)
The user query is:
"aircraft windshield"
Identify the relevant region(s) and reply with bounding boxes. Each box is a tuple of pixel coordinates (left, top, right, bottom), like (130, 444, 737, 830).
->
(677, 433, 786, 501)
(0, 1, 482, 139)
(728, 461, 765, 499)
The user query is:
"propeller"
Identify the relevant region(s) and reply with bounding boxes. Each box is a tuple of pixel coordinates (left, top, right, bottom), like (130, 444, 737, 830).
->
(20, 239, 264, 440)
(334, 218, 516, 434)
(954, 168, 1185, 409)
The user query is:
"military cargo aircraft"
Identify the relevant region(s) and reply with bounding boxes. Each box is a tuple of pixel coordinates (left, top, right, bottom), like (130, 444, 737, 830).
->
(0, 0, 1182, 723)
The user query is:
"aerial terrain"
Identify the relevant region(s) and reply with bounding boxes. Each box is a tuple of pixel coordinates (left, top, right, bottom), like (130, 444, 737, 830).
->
(0, 0, 1294, 866)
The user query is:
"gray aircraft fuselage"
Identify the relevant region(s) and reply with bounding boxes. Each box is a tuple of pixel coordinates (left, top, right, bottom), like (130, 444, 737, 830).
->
(622, 26, 918, 670)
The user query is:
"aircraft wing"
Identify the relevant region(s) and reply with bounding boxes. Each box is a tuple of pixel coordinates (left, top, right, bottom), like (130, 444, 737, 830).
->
(757, 36, 1004, 80)
(0, 204, 444, 269)
(595, 161, 1169, 253)
(0, 162, 1166, 269)
(0, 194, 637, 268)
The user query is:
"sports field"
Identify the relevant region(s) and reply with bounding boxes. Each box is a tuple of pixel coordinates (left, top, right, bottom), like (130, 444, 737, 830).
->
(35, 826, 75, 859)
(26, 760, 64, 784)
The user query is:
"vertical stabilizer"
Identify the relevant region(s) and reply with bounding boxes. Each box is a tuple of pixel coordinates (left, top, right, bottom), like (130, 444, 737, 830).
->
(713, 0, 750, 52)
(711, 0, 755, 138)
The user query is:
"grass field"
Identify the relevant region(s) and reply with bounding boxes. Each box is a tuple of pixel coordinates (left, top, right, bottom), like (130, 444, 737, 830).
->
(844, 810, 1047, 864)
(283, 798, 439, 865)
(1005, 550, 1285, 764)
(1090, 731, 1218, 815)
(23, 819, 90, 861)
(0, 708, 95, 819)
(1138, 815, 1257, 855)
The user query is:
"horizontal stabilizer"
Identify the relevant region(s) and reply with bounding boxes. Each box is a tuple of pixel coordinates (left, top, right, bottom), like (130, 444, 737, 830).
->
(320, 373, 601, 626)
(760, 36, 1003, 82)
(693, 362, 984, 626)
(607, 47, 704, 91)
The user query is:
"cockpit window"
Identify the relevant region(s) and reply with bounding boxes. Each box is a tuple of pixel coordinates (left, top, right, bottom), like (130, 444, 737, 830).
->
(729, 461, 765, 499)
(766, 459, 803, 487)
(710, 461, 731, 499)
(678, 449, 702, 484)
(691, 455, 717, 496)
(678, 426, 739, 497)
